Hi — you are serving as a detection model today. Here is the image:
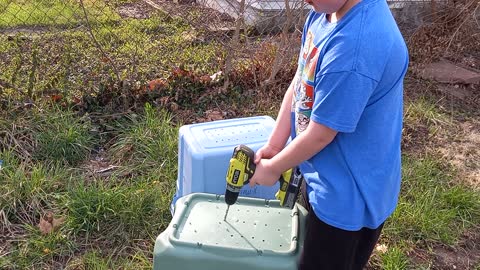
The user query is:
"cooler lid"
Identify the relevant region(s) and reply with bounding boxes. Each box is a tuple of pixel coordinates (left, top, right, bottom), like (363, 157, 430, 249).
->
(187, 116, 274, 149)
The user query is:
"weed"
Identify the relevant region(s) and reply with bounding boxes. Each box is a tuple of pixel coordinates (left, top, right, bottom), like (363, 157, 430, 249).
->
(404, 97, 451, 127)
(0, 151, 69, 226)
(65, 177, 172, 239)
(6, 225, 76, 269)
(386, 156, 480, 245)
(380, 247, 409, 270)
(33, 107, 95, 165)
(66, 249, 151, 270)
(441, 185, 480, 224)
(0, 0, 119, 28)
(109, 103, 178, 177)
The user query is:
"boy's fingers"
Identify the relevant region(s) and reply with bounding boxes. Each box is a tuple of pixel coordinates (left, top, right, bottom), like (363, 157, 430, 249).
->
(254, 150, 263, 164)
(249, 177, 256, 187)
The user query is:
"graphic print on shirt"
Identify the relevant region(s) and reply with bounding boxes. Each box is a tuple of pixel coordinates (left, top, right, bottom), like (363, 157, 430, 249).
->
(293, 30, 319, 134)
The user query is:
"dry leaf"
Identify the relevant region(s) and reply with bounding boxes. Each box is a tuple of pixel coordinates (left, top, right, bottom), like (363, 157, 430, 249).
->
(375, 243, 388, 254)
(51, 94, 63, 102)
(147, 79, 168, 91)
(52, 216, 65, 229)
(38, 217, 53, 235)
(199, 75, 211, 84)
(38, 212, 65, 235)
(156, 96, 170, 106)
(209, 71, 223, 82)
(170, 102, 179, 111)
(205, 110, 224, 121)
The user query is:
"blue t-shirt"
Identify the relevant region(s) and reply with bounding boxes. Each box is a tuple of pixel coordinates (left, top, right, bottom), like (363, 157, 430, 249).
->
(290, 0, 409, 230)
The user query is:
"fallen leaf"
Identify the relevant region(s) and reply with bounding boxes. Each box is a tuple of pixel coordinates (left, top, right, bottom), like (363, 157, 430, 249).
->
(375, 243, 388, 254)
(38, 217, 53, 235)
(205, 110, 224, 121)
(199, 75, 211, 84)
(148, 79, 168, 91)
(38, 212, 65, 235)
(156, 96, 170, 106)
(52, 216, 65, 230)
(209, 71, 223, 82)
(170, 102, 179, 111)
(51, 94, 63, 102)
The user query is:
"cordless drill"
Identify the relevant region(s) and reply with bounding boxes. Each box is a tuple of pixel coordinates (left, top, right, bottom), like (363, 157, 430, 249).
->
(224, 144, 303, 221)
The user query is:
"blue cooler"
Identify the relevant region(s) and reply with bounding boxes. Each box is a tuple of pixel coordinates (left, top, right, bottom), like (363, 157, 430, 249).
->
(171, 116, 280, 214)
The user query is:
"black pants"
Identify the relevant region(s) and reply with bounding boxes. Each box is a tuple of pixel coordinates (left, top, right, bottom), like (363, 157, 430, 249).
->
(298, 186, 383, 270)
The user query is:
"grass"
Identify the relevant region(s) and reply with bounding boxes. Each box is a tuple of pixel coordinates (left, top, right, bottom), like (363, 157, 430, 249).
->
(7, 225, 76, 269)
(380, 247, 409, 270)
(0, 0, 120, 28)
(1, 105, 177, 269)
(0, 151, 69, 224)
(66, 249, 151, 269)
(33, 108, 95, 165)
(376, 153, 480, 268)
(65, 176, 172, 238)
(0, 10, 223, 105)
(109, 103, 179, 177)
(387, 156, 480, 244)
(0, 1, 479, 269)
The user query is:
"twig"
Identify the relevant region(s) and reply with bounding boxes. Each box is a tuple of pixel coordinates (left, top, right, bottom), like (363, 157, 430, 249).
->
(267, 0, 294, 83)
(27, 45, 38, 99)
(444, 3, 479, 54)
(223, 0, 246, 90)
(79, 0, 120, 82)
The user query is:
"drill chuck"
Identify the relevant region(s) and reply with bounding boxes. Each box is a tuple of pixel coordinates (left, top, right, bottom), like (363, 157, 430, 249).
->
(225, 189, 239, 205)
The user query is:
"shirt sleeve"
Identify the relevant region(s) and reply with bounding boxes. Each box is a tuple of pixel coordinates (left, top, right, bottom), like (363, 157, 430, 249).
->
(310, 71, 378, 133)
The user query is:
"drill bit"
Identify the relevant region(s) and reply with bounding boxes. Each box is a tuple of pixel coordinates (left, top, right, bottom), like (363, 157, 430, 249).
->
(223, 205, 230, 221)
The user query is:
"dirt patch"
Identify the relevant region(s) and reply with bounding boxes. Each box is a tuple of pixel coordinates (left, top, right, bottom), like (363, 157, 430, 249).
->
(436, 120, 480, 189)
(431, 81, 480, 189)
(117, 1, 155, 19)
(410, 229, 480, 269)
(142, 0, 235, 31)
(403, 67, 480, 190)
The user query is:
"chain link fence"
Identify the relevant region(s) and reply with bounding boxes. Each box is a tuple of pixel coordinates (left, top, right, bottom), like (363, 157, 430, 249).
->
(0, 0, 465, 110)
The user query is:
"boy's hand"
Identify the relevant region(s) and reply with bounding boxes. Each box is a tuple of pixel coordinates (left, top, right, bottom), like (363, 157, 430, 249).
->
(254, 143, 283, 164)
(249, 159, 281, 187)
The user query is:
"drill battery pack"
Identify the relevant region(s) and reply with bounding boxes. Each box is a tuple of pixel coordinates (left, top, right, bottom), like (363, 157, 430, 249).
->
(276, 167, 304, 209)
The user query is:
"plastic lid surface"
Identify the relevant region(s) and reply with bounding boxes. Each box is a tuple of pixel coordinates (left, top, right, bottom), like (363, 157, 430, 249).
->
(171, 194, 298, 254)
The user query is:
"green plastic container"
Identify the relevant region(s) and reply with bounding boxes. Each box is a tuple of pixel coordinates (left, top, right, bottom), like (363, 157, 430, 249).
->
(153, 193, 307, 270)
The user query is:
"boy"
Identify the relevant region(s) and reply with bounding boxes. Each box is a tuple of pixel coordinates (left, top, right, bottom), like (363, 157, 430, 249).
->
(248, 0, 409, 269)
